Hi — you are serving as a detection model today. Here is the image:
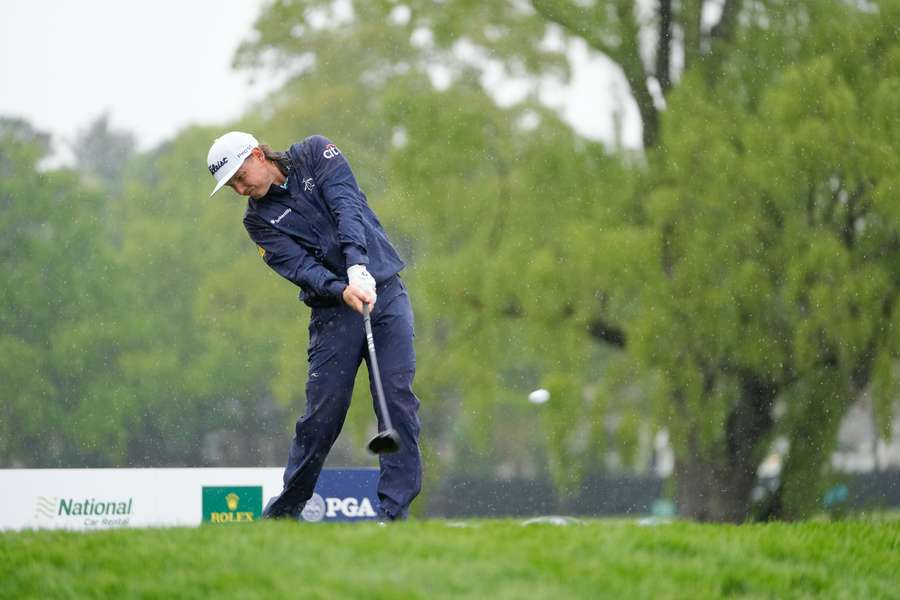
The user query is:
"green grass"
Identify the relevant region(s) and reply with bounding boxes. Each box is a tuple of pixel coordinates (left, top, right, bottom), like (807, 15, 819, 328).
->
(1, 519, 898, 599)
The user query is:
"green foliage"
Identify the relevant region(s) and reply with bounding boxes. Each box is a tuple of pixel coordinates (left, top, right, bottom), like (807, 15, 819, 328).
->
(2, 0, 897, 524)
(0, 118, 126, 465)
(624, 3, 900, 518)
(71, 113, 136, 190)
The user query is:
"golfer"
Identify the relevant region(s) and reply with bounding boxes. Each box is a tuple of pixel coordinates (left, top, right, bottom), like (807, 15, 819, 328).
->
(206, 131, 422, 521)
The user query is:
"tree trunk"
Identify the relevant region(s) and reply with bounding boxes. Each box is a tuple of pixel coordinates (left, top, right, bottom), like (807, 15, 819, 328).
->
(768, 371, 847, 520)
(674, 442, 758, 522)
(681, 0, 703, 72)
(655, 0, 673, 95)
(531, 0, 661, 148)
(675, 374, 778, 522)
(632, 79, 660, 149)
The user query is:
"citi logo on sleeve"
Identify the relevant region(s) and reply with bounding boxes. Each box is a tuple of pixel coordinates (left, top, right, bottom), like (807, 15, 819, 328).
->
(323, 144, 341, 159)
(208, 157, 228, 175)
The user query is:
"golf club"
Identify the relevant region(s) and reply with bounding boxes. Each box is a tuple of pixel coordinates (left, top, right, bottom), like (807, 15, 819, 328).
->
(363, 302, 401, 454)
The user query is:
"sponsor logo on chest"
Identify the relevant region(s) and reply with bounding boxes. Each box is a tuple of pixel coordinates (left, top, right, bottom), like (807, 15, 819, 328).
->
(270, 208, 291, 225)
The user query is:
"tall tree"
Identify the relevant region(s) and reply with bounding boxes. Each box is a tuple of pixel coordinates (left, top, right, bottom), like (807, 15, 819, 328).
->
(70, 113, 136, 190)
(244, 0, 751, 148)
(611, 3, 900, 519)
(235, 0, 900, 520)
(0, 118, 128, 466)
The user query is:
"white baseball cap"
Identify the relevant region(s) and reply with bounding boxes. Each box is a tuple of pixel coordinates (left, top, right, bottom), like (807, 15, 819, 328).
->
(206, 131, 259, 196)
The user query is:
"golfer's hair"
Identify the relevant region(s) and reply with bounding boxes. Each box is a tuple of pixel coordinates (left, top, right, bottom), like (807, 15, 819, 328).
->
(259, 144, 291, 175)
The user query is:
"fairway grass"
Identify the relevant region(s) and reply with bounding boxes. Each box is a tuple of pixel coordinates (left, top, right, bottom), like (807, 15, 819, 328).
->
(1, 519, 898, 599)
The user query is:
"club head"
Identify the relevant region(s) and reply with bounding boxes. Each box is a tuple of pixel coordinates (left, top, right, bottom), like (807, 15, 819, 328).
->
(367, 429, 401, 454)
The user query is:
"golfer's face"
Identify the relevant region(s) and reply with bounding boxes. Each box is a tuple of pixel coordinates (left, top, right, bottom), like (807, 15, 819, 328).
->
(227, 153, 269, 199)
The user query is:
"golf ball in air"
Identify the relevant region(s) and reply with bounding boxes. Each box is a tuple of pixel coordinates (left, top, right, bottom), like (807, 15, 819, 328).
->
(528, 388, 550, 404)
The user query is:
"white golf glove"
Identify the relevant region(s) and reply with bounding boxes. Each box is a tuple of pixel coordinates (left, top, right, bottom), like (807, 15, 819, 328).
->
(347, 264, 377, 302)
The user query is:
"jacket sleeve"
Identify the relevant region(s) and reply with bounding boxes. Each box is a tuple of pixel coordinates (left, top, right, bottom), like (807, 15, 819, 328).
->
(244, 213, 347, 300)
(307, 135, 369, 267)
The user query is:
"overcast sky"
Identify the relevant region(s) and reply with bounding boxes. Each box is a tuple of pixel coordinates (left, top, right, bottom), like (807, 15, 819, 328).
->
(0, 0, 640, 162)
(1, 0, 272, 156)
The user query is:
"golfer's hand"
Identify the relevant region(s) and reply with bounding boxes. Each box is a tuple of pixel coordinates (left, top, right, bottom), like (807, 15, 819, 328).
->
(342, 284, 376, 314)
(347, 265, 377, 303)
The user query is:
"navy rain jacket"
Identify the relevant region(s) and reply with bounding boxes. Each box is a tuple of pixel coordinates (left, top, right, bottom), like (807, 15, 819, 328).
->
(243, 135, 405, 307)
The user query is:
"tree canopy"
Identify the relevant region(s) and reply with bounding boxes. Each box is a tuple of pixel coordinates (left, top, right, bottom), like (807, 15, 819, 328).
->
(2, 0, 897, 522)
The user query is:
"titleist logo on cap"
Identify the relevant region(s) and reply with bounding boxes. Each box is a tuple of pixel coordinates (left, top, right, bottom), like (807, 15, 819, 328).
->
(208, 157, 229, 175)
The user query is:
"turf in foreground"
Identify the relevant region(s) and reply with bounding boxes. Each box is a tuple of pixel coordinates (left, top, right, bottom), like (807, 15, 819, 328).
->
(1, 519, 898, 599)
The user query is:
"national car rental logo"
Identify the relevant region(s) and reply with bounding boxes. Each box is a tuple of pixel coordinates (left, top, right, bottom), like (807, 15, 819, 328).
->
(35, 496, 58, 519)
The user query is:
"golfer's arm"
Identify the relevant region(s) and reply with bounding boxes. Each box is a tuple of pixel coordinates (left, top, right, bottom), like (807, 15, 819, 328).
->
(310, 136, 369, 267)
(244, 217, 347, 299)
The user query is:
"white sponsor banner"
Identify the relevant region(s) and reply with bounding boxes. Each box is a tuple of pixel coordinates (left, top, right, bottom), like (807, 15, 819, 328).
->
(0, 467, 287, 531)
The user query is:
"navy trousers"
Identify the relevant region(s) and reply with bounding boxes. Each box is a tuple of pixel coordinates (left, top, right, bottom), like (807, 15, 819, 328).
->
(264, 275, 422, 520)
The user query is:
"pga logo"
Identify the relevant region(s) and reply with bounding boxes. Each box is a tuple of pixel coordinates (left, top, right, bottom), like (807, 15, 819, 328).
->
(323, 143, 341, 159)
(300, 493, 377, 522)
